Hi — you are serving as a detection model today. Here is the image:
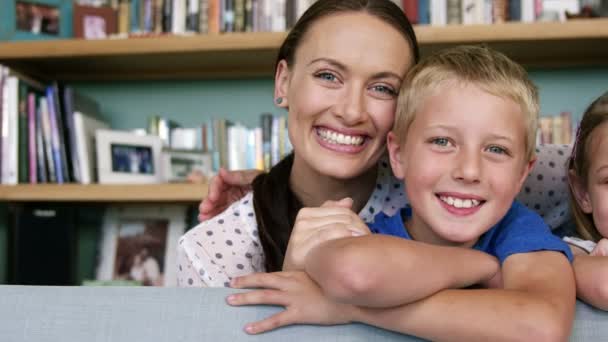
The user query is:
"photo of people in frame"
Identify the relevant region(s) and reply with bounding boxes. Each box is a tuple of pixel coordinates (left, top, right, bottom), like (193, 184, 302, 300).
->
(111, 144, 154, 174)
(113, 219, 168, 287)
(16, 1, 60, 35)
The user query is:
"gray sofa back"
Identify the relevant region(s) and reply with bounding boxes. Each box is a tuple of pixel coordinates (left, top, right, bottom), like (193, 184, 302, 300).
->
(0, 285, 605, 341)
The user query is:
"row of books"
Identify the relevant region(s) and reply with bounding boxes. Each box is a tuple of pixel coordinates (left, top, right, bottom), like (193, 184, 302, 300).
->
(537, 111, 577, 145)
(90, 0, 598, 40)
(0, 65, 109, 185)
(149, 114, 292, 172)
(412, 0, 583, 26)
(102, 0, 317, 36)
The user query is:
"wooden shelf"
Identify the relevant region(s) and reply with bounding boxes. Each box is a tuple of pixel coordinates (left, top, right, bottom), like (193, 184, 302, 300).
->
(0, 19, 606, 81)
(0, 184, 207, 202)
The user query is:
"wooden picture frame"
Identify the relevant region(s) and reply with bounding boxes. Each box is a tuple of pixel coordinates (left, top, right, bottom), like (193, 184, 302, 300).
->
(73, 4, 117, 39)
(96, 205, 188, 287)
(0, 0, 72, 41)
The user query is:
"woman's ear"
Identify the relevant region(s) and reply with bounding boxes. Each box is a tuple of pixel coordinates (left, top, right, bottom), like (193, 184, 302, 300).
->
(274, 60, 290, 109)
(387, 132, 405, 180)
(569, 169, 593, 213)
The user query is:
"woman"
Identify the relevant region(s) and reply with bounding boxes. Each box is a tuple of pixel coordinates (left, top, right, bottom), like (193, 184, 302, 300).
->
(177, 0, 420, 287)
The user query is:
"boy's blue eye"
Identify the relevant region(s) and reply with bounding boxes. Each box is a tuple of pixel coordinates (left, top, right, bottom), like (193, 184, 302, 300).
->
(431, 137, 450, 146)
(487, 145, 507, 155)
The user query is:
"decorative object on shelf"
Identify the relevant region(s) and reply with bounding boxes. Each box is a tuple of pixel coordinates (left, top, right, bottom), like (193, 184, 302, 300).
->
(96, 129, 163, 184)
(161, 148, 213, 183)
(73, 3, 117, 39)
(0, 0, 73, 41)
(95, 205, 188, 287)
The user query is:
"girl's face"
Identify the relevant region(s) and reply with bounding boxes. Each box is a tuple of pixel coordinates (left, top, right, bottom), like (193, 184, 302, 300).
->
(572, 121, 608, 238)
(276, 12, 414, 180)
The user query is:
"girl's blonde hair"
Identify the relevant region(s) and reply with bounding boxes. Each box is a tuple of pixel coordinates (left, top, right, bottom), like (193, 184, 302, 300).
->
(393, 45, 539, 161)
(568, 92, 608, 242)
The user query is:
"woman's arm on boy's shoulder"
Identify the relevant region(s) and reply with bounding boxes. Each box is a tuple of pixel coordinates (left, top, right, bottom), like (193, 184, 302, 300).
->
(304, 234, 499, 308)
(352, 250, 575, 342)
(571, 238, 608, 310)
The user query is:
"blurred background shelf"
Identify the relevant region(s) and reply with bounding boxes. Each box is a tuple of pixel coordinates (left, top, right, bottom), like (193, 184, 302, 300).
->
(0, 19, 607, 81)
(0, 184, 207, 202)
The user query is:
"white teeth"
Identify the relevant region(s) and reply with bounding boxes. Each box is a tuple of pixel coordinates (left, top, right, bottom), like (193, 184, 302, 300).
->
(439, 196, 482, 209)
(317, 128, 364, 146)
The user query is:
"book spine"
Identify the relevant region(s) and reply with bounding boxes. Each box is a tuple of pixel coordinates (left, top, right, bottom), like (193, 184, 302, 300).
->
(208, 0, 220, 33)
(27, 93, 37, 184)
(234, 0, 245, 32)
(186, 0, 200, 32)
(3, 77, 19, 185)
(45, 87, 64, 183)
(18, 83, 28, 183)
(35, 99, 48, 183)
(39, 97, 57, 183)
(403, 0, 420, 24)
(199, 0, 209, 33)
(62, 87, 81, 183)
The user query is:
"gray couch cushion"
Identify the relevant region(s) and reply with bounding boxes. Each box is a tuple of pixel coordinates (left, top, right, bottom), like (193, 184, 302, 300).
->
(0, 285, 604, 341)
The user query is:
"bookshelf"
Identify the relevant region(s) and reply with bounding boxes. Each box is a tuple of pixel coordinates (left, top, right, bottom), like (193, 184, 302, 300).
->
(0, 19, 607, 82)
(0, 184, 207, 202)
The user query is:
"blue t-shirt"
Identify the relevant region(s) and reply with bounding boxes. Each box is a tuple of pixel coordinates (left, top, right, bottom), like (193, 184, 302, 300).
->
(368, 201, 573, 264)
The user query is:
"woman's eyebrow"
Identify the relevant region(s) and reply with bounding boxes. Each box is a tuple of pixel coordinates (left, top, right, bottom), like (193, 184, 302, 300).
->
(308, 58, 403, 81)
(308, 58, 347, 71)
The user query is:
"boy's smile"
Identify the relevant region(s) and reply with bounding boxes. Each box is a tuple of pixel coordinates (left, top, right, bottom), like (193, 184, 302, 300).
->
(388, 81, 535, 247)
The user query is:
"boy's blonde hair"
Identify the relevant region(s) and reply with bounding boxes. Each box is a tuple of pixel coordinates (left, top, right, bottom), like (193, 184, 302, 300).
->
(568, 92, 608, 242)
(393, 45, 539, 161)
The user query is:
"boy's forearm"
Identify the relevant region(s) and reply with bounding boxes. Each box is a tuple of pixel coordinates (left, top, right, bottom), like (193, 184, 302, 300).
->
(350, 286, 574, 342)
(305, 235, 499, 308)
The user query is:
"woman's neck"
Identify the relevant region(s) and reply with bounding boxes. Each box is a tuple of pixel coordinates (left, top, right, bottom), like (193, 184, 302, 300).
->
(289, 156, 378, 213)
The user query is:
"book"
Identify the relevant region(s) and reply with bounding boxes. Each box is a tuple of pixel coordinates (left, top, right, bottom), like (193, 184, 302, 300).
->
(18, 83, 28, 183)
(39, 96, 56, 183)
(62, 87, 102, 184)
(73, 111, 110, 184)
(27, 92, 37, 184)
(2, 76, 18, 185)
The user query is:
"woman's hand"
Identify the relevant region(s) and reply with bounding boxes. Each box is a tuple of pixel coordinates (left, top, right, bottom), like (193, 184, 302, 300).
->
(282, 198, 371, 271)
(590, 238, 608, 256)
(198, 168, 262, 221)
(227, 271, 356, 334)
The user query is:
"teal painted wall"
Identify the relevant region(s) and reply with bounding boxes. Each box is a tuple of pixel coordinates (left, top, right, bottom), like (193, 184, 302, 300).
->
(1, 67, 607, 284)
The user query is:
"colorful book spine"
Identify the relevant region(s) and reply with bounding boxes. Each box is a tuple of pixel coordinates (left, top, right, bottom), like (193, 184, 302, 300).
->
(35, 100, 48, 183)
(45, 87, 64, 183)
(27, 93, 37, 184)
(39, 97, 56, 183)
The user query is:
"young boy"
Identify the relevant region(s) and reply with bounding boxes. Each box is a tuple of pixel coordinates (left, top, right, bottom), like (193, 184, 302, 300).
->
(228, 46, 576, 341)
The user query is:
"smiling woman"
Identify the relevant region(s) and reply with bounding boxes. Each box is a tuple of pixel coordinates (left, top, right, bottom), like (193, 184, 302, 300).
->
(176, 0, 419, 287)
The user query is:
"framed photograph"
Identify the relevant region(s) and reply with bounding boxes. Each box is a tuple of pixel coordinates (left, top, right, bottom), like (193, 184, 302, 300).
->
(96, 205, 188, 287)
(1, 0, 72, 41)
(73, 4, 117, 39)
(162, 149, 213, 183)
(96, 130, 163, 184)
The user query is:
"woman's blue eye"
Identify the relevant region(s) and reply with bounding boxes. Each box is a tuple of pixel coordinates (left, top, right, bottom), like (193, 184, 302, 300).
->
(316, 72, 337, 81)
(372, 85, 396, 95)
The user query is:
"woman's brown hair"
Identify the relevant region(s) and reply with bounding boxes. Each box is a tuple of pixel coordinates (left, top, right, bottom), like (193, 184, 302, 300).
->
(568, 91, 608, 242)
(253, 0, 420, 272)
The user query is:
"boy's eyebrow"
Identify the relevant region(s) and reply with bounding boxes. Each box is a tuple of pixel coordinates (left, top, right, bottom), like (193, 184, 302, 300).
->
(308, 58, 403, 81)
(426, 125, 516, 142)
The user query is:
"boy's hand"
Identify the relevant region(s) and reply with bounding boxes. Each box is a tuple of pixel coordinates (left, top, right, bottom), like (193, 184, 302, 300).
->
(227, 271, 355, 334)
(198, 168, 261, 221)
(282, 198, 371, 271)
(590, 238, 608, 256)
